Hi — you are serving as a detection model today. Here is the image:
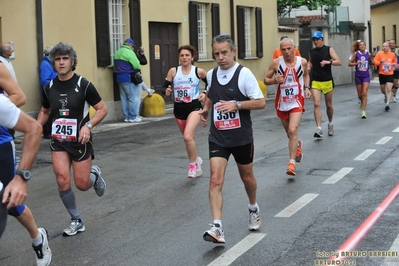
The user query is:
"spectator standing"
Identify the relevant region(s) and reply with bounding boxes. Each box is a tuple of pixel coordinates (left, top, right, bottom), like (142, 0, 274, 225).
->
(39, 46, 57, 139)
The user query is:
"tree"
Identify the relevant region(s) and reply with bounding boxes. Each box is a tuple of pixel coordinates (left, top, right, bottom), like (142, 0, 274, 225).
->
(277, 0, 341, 18)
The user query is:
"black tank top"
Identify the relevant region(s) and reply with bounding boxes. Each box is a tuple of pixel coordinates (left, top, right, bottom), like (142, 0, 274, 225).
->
(208, 65, 253, 147)
(310, 45, 333, 81)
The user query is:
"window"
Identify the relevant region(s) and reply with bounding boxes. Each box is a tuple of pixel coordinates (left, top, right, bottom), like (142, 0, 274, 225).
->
(197, 3, 207, 60)
(109, 0, 125, 66)
(382, 26, 385, 44)
(189, 1, 220, 60)
(237, 6, 263, 59)
(244, 8, 252, 58)
(393, 25, 397, 43)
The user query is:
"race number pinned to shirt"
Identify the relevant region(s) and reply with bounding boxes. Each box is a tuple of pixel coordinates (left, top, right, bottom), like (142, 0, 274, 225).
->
(52, 118, 77, 142)
(382, 63, 391, 73)
(358, 57, 369, 71)
(213, 101, 241, 130)
(174, 86, 192, 103)
(280, 83, 299, 103)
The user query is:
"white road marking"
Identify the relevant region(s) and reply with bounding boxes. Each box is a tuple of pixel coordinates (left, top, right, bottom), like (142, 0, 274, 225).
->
(392, 127, 399, 132)
(354, 149, 376, 161)
(376, 136, 393, 145)
(274, 193, 318, 218)
(207, 233, 267, 266)
(323, 167, 353, 184)
(381, 234, 399, 266)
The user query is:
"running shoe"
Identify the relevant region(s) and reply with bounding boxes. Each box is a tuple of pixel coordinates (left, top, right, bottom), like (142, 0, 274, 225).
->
(385, 105, 390, 111)
(129, 117, 142, 123)
(148, 89, 155, 96)
(394, 97, 397, 103)
(328, 125, 334, 136)
(63, 219, 85, 236)
(314, 128, 323, 138)
(248, 209, 261, 231)
(33, 228, 52, 266)
(361, 111, 367, 119)
(203, 223, 225, 243)
(295, 140, 303, 163)
(195, 157, 203, 177)
(358, 100, 362, 109)
(286, 162, 296, 176)
(384, 96, 387, 103)
(187, 163, 196, 178)
(91, 165, 106, 197)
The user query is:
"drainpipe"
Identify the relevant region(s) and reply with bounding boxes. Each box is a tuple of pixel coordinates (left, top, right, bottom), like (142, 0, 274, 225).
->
(36, 0, 43, 68)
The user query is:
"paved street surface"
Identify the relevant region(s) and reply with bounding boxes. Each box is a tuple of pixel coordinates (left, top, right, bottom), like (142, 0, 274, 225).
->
(1, 80, 399, 266)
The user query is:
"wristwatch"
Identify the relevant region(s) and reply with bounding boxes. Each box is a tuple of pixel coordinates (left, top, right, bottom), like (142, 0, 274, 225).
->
(16, 170, 31, 181)
(236, 101, 242, 110)
(85, 122, 93, 131)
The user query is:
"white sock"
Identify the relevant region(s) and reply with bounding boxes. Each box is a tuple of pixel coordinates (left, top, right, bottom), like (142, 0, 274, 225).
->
(213, 220, 222, 227)
(32, 229, 42, 246)
(248, 203, 259, 212)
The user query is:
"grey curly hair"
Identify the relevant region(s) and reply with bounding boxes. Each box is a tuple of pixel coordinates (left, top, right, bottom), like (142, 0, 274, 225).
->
(49, 42, 78, 71)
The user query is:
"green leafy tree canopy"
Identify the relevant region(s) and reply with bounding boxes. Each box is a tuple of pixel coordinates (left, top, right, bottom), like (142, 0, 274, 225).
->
(278, 0, 341, 18)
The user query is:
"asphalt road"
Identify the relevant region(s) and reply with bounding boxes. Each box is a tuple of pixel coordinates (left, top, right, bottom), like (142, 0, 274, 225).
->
(2, 80, 399, 266)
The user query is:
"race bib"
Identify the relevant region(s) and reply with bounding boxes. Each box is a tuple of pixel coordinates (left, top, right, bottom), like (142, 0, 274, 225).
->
(52, 118, 77, 142)
(382, 63, 391, 73)
(358, 61, 368, 71)
(280, 84, 299, 103)
(174, 86, 192, 103)
(213, 101, 241, 130)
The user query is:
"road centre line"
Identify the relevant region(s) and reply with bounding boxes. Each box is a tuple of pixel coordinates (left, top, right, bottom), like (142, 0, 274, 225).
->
(274, 193, 318, 218)
(207, 233, 266, 266)
(322, 167, 353, 184)
(354, 149, 376, 161)
(376, 136, 392, 145)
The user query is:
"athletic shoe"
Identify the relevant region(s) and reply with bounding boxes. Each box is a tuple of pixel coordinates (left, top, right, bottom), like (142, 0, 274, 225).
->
(124, 119, 129, 122)
(63, 219, 85, 236)
(129, 117, 142, 123)
(358, 100, 362, 109)
(385, 105, 390, 111)
(148, 89, 155, 96)
(328, 125, 334, 136)
(314, 128, 323, 138)
(394, 97, 397, 103)
(91, 165, 106, 197)
(187, 163, 196, 178)
(361, 111, 367, 119)
(248, 209, 261, 231)
(33, 228, 52, 266)
(295, 140, 303, 163)
(286, 162, 296, 176)
(384, 96, 387, 103)
(195, 157, 203, 177)
(203, 224, 225, 243)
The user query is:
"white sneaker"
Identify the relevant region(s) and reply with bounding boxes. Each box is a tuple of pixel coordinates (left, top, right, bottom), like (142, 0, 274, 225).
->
(203, 224, 225, 243)
(195, 157, 203, 177)
(63, 219, 85, 236)
(129, 117, 142, 123)
(148, 89, 155, 96)
(249, 209, 262, 231)
(33, 228, 52, 266)
(187, 163, 196, 178)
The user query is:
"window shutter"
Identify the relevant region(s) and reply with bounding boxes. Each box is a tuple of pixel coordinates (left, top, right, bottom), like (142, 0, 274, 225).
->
(211, 3, 220, 38)
(130, 0, 142, 46)
(189, 1, 199, 60)
(236, 5, 245, 59)
(255, 7, 263, 58)
(95, 0, 111, 67)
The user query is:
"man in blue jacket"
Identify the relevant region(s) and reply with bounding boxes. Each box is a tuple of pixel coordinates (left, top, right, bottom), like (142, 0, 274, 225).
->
(39, 46, 57, 138)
